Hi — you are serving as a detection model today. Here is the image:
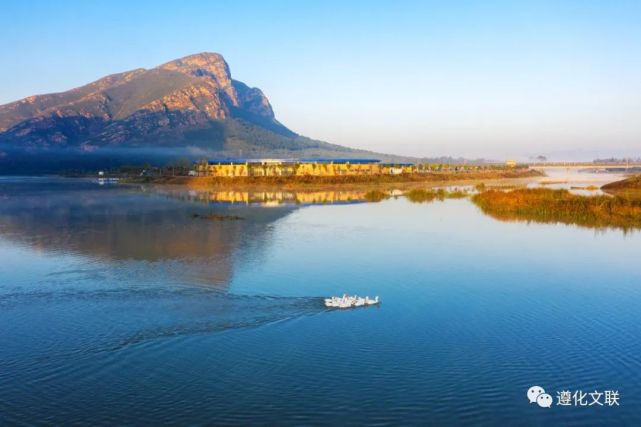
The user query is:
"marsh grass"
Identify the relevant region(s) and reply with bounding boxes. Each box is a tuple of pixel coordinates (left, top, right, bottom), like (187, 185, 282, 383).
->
(446, 190, 469, 199)
(405, 188, 470, 203)
(364, 190, 390, 202)
(602, 174, 641, 191)
(405, 189, 440, 203)
(472, 188, 641, 230)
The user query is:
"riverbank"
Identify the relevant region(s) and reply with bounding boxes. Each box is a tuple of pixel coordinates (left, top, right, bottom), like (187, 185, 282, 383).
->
(123, 169, 543, 189)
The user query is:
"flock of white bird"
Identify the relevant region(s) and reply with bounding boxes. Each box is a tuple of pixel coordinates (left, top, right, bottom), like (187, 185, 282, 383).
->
(324, 294, 380, 309)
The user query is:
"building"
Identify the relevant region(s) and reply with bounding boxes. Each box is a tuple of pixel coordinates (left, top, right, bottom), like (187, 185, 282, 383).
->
(194, 158, 416, 177)
(380, 163, 414, 175)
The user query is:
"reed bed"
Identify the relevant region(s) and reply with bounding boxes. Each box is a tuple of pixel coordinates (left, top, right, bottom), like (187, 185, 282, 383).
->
(472, 188, 641, 230)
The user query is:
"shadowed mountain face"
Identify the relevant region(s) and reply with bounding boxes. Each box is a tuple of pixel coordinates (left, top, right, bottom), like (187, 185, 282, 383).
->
(0, 53, 366, 172)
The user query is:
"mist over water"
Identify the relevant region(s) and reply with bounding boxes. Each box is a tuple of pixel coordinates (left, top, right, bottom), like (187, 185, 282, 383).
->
(1, 177, 641, 425)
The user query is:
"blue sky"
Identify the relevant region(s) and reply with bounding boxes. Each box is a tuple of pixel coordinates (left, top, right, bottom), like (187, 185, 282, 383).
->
(1, 0, 640, 159)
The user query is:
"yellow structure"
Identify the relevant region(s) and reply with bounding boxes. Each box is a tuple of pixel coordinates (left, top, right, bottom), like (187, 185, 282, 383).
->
(189, 189, 382, 205)
(195, 159, 416, 177)
(381, 164, 414, 175)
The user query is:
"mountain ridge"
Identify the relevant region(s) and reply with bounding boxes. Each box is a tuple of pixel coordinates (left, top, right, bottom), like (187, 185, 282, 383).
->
(0, 52, 403, 172)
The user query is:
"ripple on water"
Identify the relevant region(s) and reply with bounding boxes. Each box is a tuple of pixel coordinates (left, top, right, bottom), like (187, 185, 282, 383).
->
(3, 178, 641, 425)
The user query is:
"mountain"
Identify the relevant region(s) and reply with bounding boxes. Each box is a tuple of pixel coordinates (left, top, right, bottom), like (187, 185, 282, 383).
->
(0, 52, 390, 172)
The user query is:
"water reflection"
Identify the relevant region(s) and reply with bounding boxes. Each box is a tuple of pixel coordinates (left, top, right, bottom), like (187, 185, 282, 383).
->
(172, 188, 402, 205)
(0, 178, 297, 286)
(530, 168, 627, 195)
(2, 177, 641, 425)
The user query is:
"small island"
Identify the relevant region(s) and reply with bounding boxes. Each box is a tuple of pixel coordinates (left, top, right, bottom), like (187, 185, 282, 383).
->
(472, 188, 641, 231)
(602, 174, 641, 191)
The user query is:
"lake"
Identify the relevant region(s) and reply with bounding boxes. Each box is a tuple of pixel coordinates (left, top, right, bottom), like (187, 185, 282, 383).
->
(1, 176, 641, 425)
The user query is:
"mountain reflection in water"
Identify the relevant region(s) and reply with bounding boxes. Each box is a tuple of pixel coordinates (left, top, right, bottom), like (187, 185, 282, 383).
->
(0, 178, 297, 287)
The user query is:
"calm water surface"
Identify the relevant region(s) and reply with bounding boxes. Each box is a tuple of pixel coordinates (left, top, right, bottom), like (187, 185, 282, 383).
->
(1, 177, 641, 425)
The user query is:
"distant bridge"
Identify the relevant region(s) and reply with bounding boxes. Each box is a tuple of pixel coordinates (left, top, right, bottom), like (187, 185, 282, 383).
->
(528, 162, 641, 170)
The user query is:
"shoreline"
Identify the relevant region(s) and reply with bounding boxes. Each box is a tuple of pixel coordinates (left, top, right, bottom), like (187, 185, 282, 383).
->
(121, 169, 543, 190)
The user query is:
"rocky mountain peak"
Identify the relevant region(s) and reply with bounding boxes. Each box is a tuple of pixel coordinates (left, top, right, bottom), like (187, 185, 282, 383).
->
(159, 52, 230, 81)
(159, 52, 237, 105)
(0, 52, 297, 158)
